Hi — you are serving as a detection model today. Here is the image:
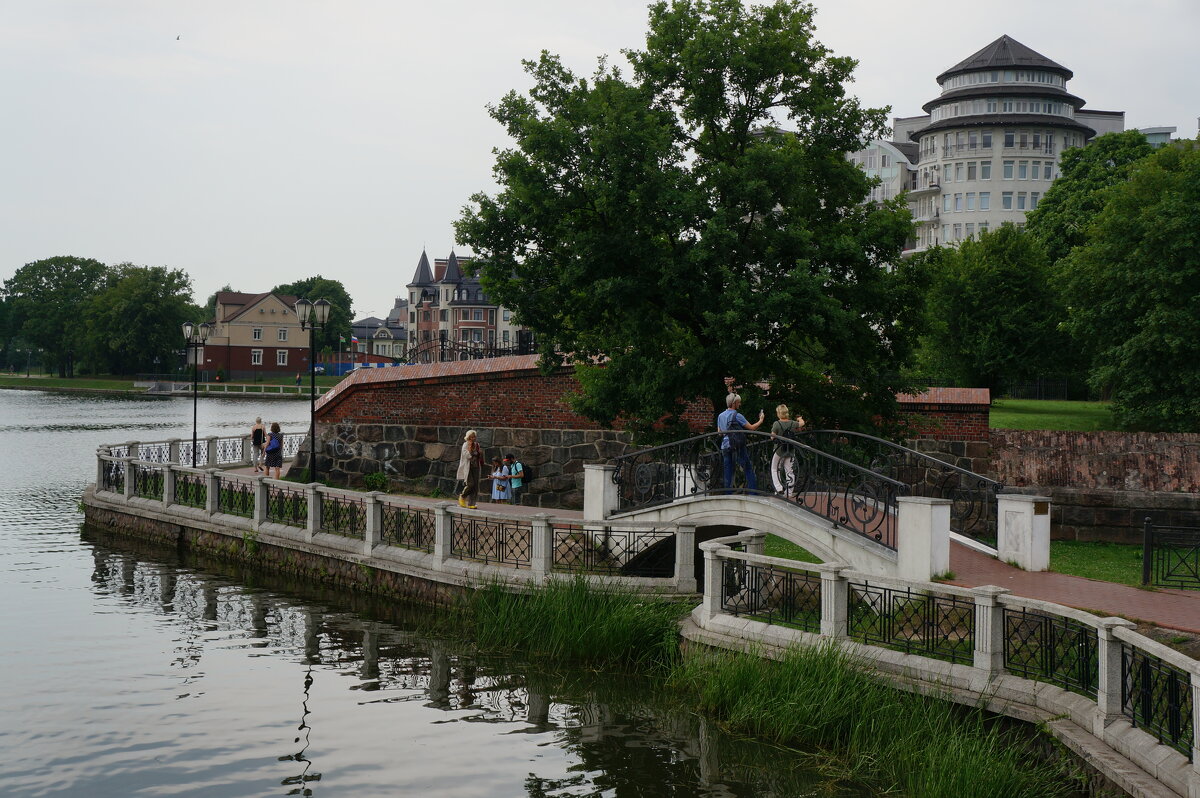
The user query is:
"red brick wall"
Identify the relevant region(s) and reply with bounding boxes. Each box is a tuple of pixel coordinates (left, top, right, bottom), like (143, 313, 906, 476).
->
(898, 388, 990, 441)
(989, 430, 1200, 492)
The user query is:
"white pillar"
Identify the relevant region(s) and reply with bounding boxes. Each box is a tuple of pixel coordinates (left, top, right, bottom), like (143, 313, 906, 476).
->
(433, 502, 453, 564)
(674, 524, 697, 593)
(698, 542, 725, 622)
(971, 585, 1010, 676)
(896, 496, 951, 582)
(997, 494, 1051, 571)
(122, 457, 136, 501)
(531, 513, 552, 580)
(205, 469, 220, 515)
(204, 436, 218, 468)
(817, 562, 850, 639)
(305, 483, 321, 543)
(584, 463, 619, 521)
(163, 465, 177, 506)
(363, 491, 381, 556)
(252, 475, 267, 530)
(168, 438, 181, 464)
(1094, 617, 1137, 734)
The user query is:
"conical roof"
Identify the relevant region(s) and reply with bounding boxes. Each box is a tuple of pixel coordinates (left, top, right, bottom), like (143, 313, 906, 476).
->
(411, 249, 433, 285)
(441, 251, 462, 282)
(937, 35, 1071, 84)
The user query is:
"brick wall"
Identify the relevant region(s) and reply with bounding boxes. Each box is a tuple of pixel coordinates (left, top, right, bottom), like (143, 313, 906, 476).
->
(898, 388, 990, 441)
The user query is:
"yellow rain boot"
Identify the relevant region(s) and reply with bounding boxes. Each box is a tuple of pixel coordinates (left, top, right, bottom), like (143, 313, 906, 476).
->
(457, 496, 466, 508)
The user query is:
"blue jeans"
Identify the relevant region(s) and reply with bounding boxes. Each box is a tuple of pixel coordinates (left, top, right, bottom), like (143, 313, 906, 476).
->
(722, 446, 757, 492)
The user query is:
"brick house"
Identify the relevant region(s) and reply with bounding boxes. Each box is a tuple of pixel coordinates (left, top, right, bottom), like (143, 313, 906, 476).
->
(201, 291, 310, 380)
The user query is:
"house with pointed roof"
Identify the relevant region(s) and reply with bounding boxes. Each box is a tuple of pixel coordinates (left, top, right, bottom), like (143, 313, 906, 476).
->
(402, 249, 531, 362)
(848, 35, 1127, 253)
(200, 291, 310, 380)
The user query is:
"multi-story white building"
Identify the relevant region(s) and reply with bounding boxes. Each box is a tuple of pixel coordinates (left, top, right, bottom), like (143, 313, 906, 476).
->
(851, 35, 1126, 253)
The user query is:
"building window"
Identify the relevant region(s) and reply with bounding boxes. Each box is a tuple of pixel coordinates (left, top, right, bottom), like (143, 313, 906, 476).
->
(502, 330, 510, 343)
(966, 192, 975, 211)
(981, 131, 992, 148)
(965, 223, 974, 238)
(1044, 162, 1053, 180)
(1018, 161, 1029, 179)
(422, 311, 431, 322)
(979, 222, 989, 234)
(979, 192, 991, 210)
(488, 330, 496, 344)
(1003, 161, 1014, 179)
(1016, 192, 1027, 210)
(276, 350, 288, 366)
(439, 329, 447, 341)
(943, 194, 951, 213)
(461, 330, 469, 341)
(967, 162, 976, 180)
(253, 328, 263, 341)
(1002, 192, 1014, 210)
(502, 309, 511, 321)
(473, 329, 482, 342)
(251, 349, 263, 366)
(409, 312, 415, 324)
(1030, 192, 1040, 209)
(952, 223, 962, 240)
(440, 309, 448, 321)
(954, 193, 963, 212)
(955, 163, 964, 181)
(488, 309, 496, 326)
(1004, 131, 1015, 148)
(980, 161, 992, 180)
(277, 328, 288, 342)
(942, 224, 949, 241)
(473, 309, 483, 321)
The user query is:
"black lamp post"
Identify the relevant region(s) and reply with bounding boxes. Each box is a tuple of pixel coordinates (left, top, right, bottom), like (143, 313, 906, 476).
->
(182, 321, 212, 467)
(295, 298, 330, 483)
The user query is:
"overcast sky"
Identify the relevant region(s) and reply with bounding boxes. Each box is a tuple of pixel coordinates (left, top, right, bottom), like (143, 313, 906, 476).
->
(2, 1, 1196, 318)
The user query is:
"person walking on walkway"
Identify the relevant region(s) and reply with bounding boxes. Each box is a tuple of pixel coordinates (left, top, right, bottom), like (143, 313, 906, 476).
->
(457, 430, 484, 509)
(504, 453, 524, 506)
(769, 405, 804, 496)
(263, 422, 284, 479)
(718, 393, 764, 492)
(490, 456, 511, 504)
(250, 417, 266, 473)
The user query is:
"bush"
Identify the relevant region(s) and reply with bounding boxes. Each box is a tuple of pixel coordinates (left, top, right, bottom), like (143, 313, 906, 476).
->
(363, 472, 389, 492)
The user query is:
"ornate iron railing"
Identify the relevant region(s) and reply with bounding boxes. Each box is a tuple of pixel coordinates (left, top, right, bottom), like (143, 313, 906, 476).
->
(847, 579, 975, 664)
(550, 523, 674, 576)
(1002, 606, 1098, 698)
(798, 430, 1002, 542)
(720, 558, 821, 632)
(106, 444, 130, 459)
(450, 515, 532, 567)
(216, 437, 243, 463)
(1142, 520, 1200, 590)
(178, 441, 204, 467)
(174, 471, 207, 509)
(266, 484, 308, 527)
(611, 432, 905, 549)
(379, 503, 435, 551)
(138, 443, 171, 464)
(100, 458, 125, 493)
(282, 433, 304, 459)
(320, 493, 365, 539)
(217, 476, 255, 518)
(133, 463, 165, 501)
(404, 337, 537, 364)
(1121, 643, 1194, 759)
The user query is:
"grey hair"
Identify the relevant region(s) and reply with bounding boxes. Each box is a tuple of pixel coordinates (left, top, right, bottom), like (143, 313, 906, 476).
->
(725, 393, 741, 408)
(255, 417, 262, 424)
(465, 429, 477, 440)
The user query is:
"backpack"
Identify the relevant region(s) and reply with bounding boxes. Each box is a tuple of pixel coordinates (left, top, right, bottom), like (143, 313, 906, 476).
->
(722, 409, 747, 450)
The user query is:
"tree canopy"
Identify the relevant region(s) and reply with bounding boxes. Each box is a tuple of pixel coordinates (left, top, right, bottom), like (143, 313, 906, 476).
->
(917, 225, 1072, 392)
(1059, 141, 1200, 430)
(271, 276, 353, 351)
(456, 0, 922, 439)
(2, 256, 108, 376)
(1025, 130, 1154, 264)
(83, 264, 200, 374)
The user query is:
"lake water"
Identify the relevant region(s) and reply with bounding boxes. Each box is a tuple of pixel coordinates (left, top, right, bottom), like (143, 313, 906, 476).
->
(0, 389, 863, 798)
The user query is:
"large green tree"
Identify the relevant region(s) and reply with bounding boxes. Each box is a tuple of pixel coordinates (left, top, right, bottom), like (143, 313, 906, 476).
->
(919, 225, 1071, 392)
(1060, 141, 1200, 430)
(1025, 130, 1154, 264)
(272, 276, 353, 351)
(82, 264, 199, 374)
(456, 0, 921, 439)
(2, 256, 108, 376)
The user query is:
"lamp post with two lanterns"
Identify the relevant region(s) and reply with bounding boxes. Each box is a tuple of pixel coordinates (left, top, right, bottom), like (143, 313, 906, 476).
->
(295, 298, 330, 483)
(181, 321, 212, 467)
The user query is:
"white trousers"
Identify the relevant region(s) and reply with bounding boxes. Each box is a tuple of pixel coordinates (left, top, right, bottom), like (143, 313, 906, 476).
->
(771, 452, 795, 494)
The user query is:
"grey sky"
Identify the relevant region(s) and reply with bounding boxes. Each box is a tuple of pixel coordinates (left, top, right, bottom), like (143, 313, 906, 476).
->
(2, 1, 1196, 318)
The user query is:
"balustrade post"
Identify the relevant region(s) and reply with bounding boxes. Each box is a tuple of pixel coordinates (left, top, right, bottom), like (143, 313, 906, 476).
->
(433, 502, 453, 564)
(305, 484, 321, 543)
(817, 563, 850, 639)
(697, 542, 725, 622)
(363, 492, 381, 556)
(168, 438, 181, 464)
(205, 469, 220, 515)
(252, 475, 267, 530)
(674, 524, 697, 593)
(531, 514, 552, 580)
(742, 530, 767, 557)
(996, 494, 1051, 572)
(896, 496, 951, 582)
(163, 464, 177, 505)
(202, 435, 218, 467)
(95, 449, 107, 489)
(971, 586, 1010, 676)
(241, 435, 253, 465)
(127, 441, 141, 461)
(1191, 672, 1200, 780)
(583, 463, 619, 520)
(122, 457, 136, 501)
(1094, 617, 1137, 734)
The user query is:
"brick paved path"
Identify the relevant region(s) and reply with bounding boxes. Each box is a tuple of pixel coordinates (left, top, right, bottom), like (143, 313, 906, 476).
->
(950, 544, 1200, 633)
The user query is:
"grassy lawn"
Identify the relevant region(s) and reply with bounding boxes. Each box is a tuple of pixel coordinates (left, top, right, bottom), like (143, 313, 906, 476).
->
(763, 534, 822, 563)
(1049, 540, 1144, 586)
(990, 398, 1115, 431)
(0, 375, 139, 391)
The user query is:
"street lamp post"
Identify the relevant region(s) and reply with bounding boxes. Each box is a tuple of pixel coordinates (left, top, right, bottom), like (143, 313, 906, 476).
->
(295, 298, 331, 483)
(182, 321, 212, 467)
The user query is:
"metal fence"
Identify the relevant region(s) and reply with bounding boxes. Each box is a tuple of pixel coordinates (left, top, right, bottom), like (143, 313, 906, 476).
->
(379, 503, 435, 551)
(1143, 520, 1200, 590)
(720, 558, 821, 632)
(847, 578, 975, 665)
(450, 516, 532, 567)
(550, 523, 674, 577)
(1002, 606, 1098, 699)
(1121, 642, 1194, 758)
(320, 493, 365, 539)
(266, 484, 308, 528)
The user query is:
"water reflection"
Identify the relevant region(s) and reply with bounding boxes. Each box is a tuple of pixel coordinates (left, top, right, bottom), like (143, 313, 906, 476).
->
(82, 528, 865, 797)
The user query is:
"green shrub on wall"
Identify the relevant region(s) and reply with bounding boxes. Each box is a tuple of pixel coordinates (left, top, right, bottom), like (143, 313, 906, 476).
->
(363, 472, 388, 492)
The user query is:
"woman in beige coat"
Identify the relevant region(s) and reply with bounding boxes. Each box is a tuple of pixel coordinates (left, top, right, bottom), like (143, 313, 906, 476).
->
(456, 430, 484, 508)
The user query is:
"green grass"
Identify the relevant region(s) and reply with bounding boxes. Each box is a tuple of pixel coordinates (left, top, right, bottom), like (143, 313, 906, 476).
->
(1049, 540, 1144, 586)
(668, 643, 1076, 798)
(0, 374, 139, 391)
(990, 399, 1115, 431)
(763, 534, 822, 563)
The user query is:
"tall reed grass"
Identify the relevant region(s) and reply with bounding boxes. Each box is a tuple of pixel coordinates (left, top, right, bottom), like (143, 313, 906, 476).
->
(668, 642, 1077, 798)
(455, 578, 688, 670)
